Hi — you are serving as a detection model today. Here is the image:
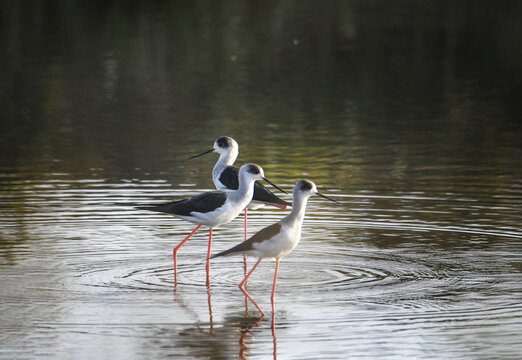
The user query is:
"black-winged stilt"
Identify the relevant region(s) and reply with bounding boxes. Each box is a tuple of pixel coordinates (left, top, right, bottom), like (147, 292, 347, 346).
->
(189, 136, 290, 272)
(212, 180, 339, 316)
(136, 164, 286, 287)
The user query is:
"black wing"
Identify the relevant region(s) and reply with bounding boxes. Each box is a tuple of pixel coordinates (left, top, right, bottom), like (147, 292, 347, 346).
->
(218, 166, 239, 189)
(136, 191, 227, 216)
(252, 181, 290, 207)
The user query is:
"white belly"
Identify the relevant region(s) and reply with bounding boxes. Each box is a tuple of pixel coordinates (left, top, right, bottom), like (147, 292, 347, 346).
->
(251, 223, 301, 259)
(178, 195, 250, 228)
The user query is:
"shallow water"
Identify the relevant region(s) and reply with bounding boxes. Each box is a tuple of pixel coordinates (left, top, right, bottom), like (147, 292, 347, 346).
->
(1, 1, 522, 359)
(1, 172, 521, 359)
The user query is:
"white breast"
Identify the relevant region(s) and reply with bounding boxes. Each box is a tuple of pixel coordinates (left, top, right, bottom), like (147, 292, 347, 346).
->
(185, 200, 236, 227)
(252, 222, 301, 259)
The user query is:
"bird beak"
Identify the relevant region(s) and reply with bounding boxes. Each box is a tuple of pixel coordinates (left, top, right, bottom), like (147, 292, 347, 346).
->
(317, 192, 340, 204)
(262, 177, 288, 194)
(188, 148, 214, 160)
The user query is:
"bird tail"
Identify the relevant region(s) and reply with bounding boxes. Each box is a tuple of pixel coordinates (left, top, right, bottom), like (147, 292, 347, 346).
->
(135, 205, 164, 212)
(210, 249, 232, 259)
(135, 205, 157, 211)
(134, 200, 184, 214)
(211, 240, 250, 259)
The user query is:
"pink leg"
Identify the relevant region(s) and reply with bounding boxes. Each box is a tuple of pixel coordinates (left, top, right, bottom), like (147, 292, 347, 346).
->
(174, 224, 202, 286)
(239, 258, 264, 316)
(207, 288, 214, 332)
(271, 258, 280, 314)
(205, 228, 213, 288)
(243, 208, 248, 277)
(243, 210, 249, 309)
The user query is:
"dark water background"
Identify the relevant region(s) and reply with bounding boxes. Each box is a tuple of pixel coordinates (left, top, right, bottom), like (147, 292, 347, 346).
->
(1, 1, 521, 359)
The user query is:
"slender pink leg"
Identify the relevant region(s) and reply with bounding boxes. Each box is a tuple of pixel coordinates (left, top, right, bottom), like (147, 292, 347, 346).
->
(205, 228, 213, 288)
(271, 258, 280, 314)
(243, 208, 248, 276)
(243, 211, 249, 310)
(174, 225, 202, 287)
(239, 258, 264, 316)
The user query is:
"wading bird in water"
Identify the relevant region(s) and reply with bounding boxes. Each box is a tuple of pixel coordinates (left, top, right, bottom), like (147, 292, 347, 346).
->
(136, 164, 286, 287)
(190, 136, 290, 273)
(212, 180, 340, 316)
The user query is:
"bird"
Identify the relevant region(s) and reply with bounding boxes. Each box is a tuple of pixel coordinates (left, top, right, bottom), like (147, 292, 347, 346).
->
(189, 136, 291, 272)
(212, 179, 340, 316)
(136, 164, 286, 287)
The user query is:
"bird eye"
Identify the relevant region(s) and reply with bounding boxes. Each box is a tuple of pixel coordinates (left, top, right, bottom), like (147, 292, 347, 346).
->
(216, 138, 225, 147)
(249, 166, 260, 174)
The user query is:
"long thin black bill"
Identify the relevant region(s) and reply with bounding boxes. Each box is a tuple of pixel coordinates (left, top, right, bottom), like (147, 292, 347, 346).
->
(188, 148, 214, 160)
(317, 192, 340, 204)
(262, 177, 288, 194)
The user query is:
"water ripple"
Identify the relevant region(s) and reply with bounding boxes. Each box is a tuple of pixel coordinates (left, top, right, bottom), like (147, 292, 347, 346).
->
(1, 175, 521, 360)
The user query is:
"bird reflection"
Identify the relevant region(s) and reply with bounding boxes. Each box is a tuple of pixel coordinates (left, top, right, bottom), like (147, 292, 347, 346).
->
(173, 285, 214, 332)
(173, 286, 278, 359)
(238, 301, 278, 359)
(271, 314, 277, 360)
(172, 287, 201, 324)
(238, 314, 264, 359)
(207, 287, 214, 333)
(237, 312, 277, 360)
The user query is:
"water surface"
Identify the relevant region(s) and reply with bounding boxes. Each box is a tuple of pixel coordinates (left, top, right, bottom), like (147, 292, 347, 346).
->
(1, 1, 521, 359)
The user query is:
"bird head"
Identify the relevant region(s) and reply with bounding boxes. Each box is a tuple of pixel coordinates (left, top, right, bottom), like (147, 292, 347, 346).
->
(294, 180, 339, 203)
(189, 136, 238, 160)
(239, 164, 287, 194)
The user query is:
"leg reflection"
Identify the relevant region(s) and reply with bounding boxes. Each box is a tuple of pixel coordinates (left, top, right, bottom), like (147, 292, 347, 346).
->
(238, 314, 264, 360)
(173, 287, 214, 333)
(207, 287, 214, 333)
(271, 313, 278, 360)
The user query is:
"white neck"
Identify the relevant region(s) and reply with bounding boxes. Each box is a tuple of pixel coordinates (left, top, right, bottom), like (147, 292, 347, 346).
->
(212, 148, 238, 183)
(284, 192, 310, 225)
(229, 172, 256, 207)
